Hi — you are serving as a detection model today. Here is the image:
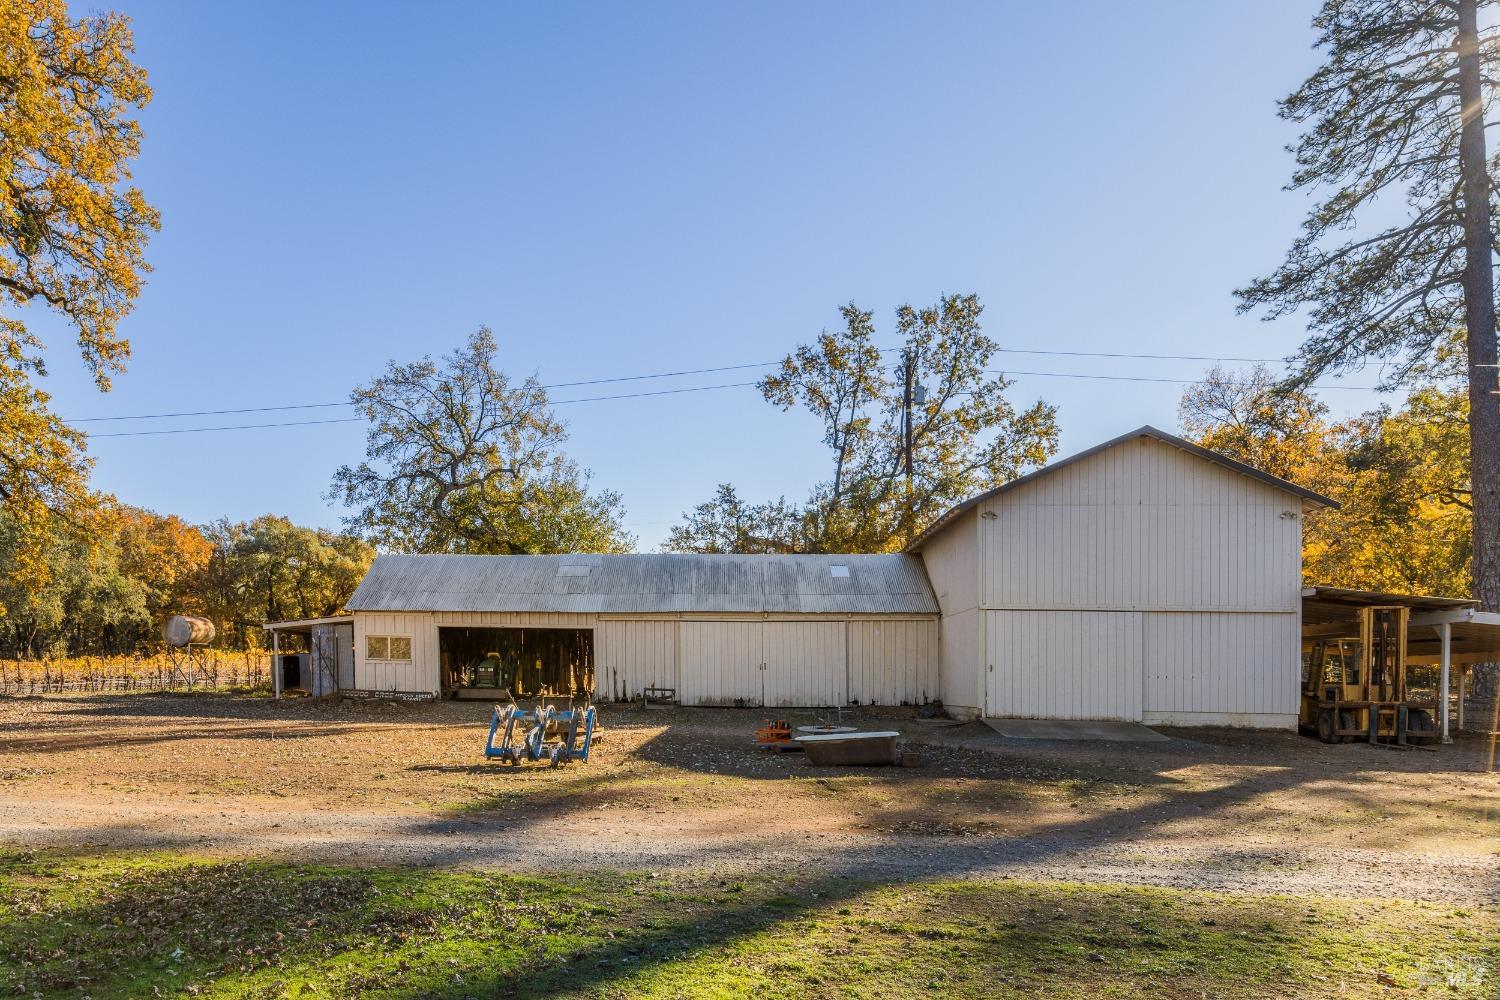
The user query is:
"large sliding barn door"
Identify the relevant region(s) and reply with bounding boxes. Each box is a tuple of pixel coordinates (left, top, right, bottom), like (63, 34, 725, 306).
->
(679, 621, 765, 706)
(762, 621, 847, 708)
(678, 620, 848, 707)
(985, 610, 1144, 721)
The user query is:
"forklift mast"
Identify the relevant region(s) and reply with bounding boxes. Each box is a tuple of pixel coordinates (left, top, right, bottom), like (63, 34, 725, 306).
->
(1359, 606, 1408, 704)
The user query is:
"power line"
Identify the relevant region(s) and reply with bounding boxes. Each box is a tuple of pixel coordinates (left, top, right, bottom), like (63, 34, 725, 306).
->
(85, 381, 765, 438)
(71, 360, 802, 423)
(68, 345, 1296, 424)
(88, 417, 365, 438)
(999, 348, 1284, 363)
(85, 367, 1386, 440)
(995, 369, 1378, 390)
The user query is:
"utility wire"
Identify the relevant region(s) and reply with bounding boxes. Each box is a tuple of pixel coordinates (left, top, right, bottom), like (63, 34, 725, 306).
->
(85, 381, 765, 438)
(84, 368, 1385, 440)
(71, 362, 788, 423)
(88, 417, 365, 438)
(992, 369, 1378, 389)
(76, 349, 1385, 440)
(68, 345, 1297, 424)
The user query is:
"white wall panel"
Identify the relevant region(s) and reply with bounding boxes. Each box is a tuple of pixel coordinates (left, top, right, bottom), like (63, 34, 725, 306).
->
(763, 621, 847, 707)
(919, 509, 979, 616)
(848, 619, 940, 706)
(433, 611, 597, 629)
(986, 610, 1144, 721)
(979, 437, 1303, 613)
(941, 608, 983, 718)
(1142, 611, 1299, 724)
(352, 612, 438, 694)
(679, 621, 765, 706)
(596, 619, 680, 702)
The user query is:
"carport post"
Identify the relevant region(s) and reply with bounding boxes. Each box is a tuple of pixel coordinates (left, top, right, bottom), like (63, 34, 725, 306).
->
(1457, 666, 1466, 731)
(1438, 622, 1451, 744)
(271, 629, 281, 701)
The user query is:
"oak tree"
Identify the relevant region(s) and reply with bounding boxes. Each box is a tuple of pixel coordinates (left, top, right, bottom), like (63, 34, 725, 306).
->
(667, 295, 1059, 553)
(1178, 364, 1333, 483)
(329, 328, 633, 555)
(0, 2, 158, 592)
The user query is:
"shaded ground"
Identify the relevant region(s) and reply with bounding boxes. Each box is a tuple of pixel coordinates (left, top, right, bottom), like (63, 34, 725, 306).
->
(0, 693, 1495, 904)
(1, 851, 1495, 999)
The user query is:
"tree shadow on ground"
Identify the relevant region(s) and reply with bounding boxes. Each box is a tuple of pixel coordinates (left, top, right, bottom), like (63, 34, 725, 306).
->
(1, 699, 1496, 997)
(0, 722, 397, 753)
(3, 848, 1491, 999)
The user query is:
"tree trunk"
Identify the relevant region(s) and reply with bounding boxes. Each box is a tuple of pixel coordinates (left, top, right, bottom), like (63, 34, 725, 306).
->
(1457, 0, 1500, 705)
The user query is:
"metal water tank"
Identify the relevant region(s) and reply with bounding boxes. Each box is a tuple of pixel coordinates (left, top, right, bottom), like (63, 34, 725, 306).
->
(164, 615, 216, 648)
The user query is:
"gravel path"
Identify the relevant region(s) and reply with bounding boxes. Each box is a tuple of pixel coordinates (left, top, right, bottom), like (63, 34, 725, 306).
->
(3, 794, 1493, 905)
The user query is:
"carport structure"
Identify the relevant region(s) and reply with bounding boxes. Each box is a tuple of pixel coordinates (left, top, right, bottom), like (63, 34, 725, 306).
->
(261, 615, 354, 698)
(1302, 586, 1500, 741)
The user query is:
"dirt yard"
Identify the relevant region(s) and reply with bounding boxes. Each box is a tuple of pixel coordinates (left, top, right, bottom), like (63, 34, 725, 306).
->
(0, 692, 1495, 905)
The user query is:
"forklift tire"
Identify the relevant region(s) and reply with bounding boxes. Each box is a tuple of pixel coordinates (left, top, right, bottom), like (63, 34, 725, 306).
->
(1337, 710, 1357, 744)
(1407, 708, 1434, 743)
(1317, 709, 1336, 744)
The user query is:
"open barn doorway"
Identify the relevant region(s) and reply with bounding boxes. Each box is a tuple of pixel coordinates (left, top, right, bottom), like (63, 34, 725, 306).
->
(439, 626, 594, 700)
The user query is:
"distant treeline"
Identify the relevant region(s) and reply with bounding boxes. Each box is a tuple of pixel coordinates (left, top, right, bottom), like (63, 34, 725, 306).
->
(0, 510, 373, 659)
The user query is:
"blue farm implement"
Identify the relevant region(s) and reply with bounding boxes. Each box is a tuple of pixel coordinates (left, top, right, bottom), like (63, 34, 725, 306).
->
(484, 702, 597, 767)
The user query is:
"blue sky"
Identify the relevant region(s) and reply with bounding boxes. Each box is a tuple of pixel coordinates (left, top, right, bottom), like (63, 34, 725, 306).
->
(37, 0, 1383, 549)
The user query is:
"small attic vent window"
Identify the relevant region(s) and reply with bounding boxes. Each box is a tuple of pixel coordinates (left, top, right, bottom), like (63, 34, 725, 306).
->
(829, 565, 850, 578)
(557, 565, 592, 578)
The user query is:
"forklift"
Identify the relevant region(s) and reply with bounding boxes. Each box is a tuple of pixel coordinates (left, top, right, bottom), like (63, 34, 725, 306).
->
(1299, 605, 1438, 745)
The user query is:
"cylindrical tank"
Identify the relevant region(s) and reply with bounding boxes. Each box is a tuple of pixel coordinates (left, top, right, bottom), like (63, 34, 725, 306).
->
(164, 615, 215, 648)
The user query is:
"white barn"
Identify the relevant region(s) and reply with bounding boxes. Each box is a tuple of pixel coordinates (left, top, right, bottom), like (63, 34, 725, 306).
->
(909, 426, 1335, 726)
(267, 426, 1335, 729)
(334, 553, 942, 707)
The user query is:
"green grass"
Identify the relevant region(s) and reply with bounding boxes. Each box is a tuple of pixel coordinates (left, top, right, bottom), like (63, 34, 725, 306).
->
(0, 850, 1493, 998)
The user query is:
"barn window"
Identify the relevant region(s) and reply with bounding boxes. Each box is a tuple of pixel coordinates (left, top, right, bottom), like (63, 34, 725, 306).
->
(366, 635, 412, 661)
(830, 565, 850, 578)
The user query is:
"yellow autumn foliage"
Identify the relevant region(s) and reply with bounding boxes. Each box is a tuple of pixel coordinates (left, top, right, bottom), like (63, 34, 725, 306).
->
(0, 1, 157, 599)
(1182, 361, 1472, 598)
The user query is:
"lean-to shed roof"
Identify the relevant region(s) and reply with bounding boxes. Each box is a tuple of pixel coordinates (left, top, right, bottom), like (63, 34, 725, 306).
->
(345, 553, 940, 615)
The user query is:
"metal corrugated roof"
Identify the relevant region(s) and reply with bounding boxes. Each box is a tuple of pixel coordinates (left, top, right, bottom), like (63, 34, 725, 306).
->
(345, 553, 940, 615)
(1301, 585, 1477, 627)
(905, 425, 1341, 552)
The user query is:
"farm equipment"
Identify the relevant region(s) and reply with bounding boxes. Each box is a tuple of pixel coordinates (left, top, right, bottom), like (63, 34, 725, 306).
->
(641, 685, 677, 709)
(1300, 606, 1438, 745)
(753, 718, 795, 751)
(484, 701, 597, 767)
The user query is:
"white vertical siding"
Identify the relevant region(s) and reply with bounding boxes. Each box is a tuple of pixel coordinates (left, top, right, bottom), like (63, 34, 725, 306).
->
(335, 623, 354, 690)
(763, 622, 847, 707)
(918, 509, 979, 616)
(847, 619, 940, 706)
(979, 437, 1303, 613)
(916, 506, 981, 719)
(432, 611, 597, 629)
(940, 607, 983, 718)
(347, 611, 941, 707)
(676, 619, 927, 707)
(352, 612, 439, 694)
(986, 610, 1144, 721)
(679, 621, 765, 706)
(596, 619, 680, 702)
(1142, 611, 1299, 725)
(961, 435, 1306, 728)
